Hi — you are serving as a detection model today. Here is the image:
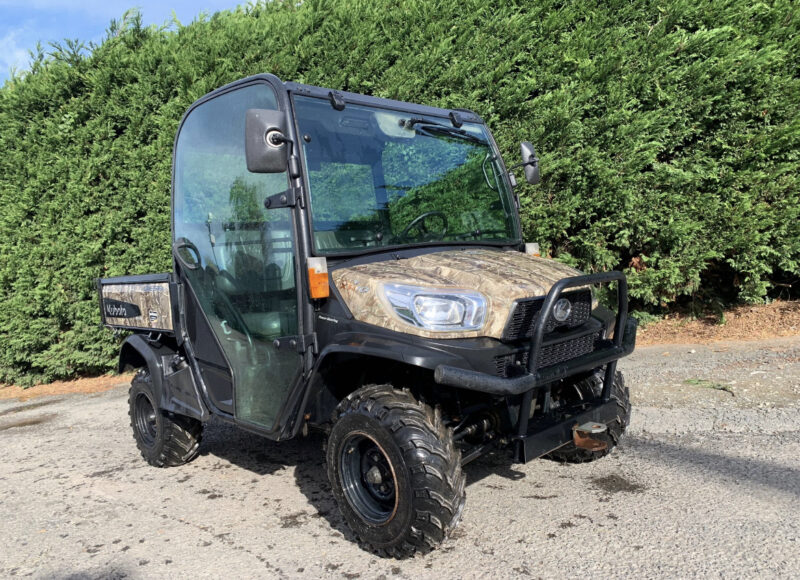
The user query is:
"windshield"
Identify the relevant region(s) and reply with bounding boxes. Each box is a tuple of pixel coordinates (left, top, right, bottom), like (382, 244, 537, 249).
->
(293, 96, 520, 255)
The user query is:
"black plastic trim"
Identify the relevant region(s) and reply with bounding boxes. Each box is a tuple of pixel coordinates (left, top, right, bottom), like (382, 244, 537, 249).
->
(99, 273, 171, 285)
(286, 82, 483, 123)
(501, 288, 593, 340)
(118, 334, 210, 421)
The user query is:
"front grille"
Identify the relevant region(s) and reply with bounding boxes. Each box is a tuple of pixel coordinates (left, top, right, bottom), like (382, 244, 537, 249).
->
(502, 290, 592, 341)
(494, 330, 602, 377)
(539, 332, 597, 367)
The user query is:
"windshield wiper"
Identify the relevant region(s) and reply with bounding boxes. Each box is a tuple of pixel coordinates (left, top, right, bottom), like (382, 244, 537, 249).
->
(400, 117, 444, 129)
(399, 117, 487, 145)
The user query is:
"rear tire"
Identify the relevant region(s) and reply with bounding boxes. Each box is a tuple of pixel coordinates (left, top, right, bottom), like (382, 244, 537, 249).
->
(546, 370, 630, 464)
(326, 385, 466, 558)
(129, 369, 203, 467)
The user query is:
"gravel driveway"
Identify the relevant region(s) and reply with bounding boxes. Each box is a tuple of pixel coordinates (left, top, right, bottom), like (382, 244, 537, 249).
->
(1, 337, 798, 578)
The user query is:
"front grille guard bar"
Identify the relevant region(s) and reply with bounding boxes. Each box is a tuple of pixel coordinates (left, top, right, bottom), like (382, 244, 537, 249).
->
(516, 271, 628, 441)
(433, 271, 635, 438)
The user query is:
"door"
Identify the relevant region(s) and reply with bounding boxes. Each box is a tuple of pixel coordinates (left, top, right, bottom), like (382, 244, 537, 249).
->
(172, 81, 302, 430)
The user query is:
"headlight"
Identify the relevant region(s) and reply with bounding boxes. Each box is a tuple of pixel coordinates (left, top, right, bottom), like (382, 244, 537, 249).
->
(382, 283, 487, 332)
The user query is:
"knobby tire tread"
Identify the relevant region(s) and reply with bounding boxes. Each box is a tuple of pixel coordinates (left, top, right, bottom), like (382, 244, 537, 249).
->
(329, 384, 466, 558)
(129, 369, 203, 468)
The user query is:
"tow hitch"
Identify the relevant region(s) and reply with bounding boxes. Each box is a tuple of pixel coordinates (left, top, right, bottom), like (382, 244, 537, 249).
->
(573, 422, 608, 452)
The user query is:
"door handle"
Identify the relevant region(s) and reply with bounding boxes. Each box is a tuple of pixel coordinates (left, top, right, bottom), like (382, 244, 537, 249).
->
(173, 238, 201, 270)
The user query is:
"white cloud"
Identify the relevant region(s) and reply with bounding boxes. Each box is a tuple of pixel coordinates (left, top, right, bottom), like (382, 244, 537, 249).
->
(0, 1, 246, 83)
(0, 1, 248, 22)
(0, 29, 31, 77)
(0, 1, 125, 20)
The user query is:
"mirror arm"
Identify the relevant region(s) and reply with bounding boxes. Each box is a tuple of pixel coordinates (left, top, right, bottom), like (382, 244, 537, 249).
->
(508, 158, 538, 171)
(268, 132, 291, 147)
(268, 132, 301, 178)
(286, 135, 302, 178)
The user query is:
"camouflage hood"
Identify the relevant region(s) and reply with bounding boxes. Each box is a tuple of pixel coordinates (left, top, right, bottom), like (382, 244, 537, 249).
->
(331, 248, 584, 339)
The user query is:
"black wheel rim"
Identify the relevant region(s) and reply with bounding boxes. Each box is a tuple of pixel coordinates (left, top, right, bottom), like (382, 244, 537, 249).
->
(340, 433, 397, 525)
(134, 392, 158, 448)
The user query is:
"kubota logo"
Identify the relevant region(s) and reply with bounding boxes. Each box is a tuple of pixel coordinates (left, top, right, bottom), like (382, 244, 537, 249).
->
(104, 299, 141, 318)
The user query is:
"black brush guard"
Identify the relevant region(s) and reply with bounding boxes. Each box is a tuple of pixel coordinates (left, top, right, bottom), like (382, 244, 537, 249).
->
(434, 271, 637, 463)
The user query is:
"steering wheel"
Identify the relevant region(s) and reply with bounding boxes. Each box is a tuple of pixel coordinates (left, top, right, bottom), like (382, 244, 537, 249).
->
(398, 211, 448, 241)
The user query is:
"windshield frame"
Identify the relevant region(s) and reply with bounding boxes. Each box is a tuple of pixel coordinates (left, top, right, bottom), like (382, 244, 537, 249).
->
(287, 87, 522, 258)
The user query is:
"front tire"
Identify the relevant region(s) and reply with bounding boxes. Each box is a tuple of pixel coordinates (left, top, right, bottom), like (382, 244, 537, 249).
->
(129, 369, 203, 467)
(326, 385, 466, 558)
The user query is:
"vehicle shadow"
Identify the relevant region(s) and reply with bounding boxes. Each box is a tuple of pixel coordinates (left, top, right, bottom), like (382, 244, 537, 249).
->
(198, 418, 309, 477)
(628, 435, 800, 497)
(56, 567, 131, 580)
(463, 449, 528, 486)
(199, 419, 527, 542)
(199, 420, 356, 540)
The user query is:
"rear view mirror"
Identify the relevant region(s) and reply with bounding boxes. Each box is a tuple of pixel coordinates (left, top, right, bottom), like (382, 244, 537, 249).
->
(245, 109, 289, 173)
(520, 141, 540, 185)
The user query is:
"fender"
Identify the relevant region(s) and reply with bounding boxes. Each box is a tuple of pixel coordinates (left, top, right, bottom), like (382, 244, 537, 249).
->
(311, 330, 469, 376)
(289, 330, 468, 437)
(119, 334, 210, 421)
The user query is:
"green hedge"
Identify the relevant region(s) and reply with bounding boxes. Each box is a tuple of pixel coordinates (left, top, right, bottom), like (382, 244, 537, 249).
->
(0, 0, 797, 384)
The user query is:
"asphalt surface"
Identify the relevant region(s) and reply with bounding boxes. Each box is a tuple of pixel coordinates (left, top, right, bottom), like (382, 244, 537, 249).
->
(1, 337, 799, 579)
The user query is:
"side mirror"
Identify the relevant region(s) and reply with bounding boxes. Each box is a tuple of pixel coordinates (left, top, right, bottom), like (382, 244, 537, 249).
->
(245, 109, 289, 173)
(520, 141, 540, 185)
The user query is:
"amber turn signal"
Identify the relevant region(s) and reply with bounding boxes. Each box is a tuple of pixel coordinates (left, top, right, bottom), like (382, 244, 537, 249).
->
(307, 257, 330, 299)
(524, 242, 541, 257)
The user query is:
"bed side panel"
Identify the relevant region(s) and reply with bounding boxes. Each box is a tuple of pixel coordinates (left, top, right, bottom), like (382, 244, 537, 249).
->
(98, 274, 175, 333)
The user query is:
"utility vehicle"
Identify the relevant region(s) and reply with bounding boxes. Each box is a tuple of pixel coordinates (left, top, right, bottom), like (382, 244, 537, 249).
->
(98, 74, 636, 557)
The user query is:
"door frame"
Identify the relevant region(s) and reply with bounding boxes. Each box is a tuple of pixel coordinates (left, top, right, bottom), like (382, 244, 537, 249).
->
(170, 74, 316, 440)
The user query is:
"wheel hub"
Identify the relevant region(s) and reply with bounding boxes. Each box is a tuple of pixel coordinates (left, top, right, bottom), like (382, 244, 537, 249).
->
(340, 433, 398, 525)
(364, 465, 383, 485)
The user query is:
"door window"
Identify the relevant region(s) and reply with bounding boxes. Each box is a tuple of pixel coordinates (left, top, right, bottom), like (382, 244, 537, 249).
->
(173, 83, 300, 428)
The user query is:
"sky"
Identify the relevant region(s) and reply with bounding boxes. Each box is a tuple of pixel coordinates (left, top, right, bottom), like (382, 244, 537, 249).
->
(0, 0, 247, 84)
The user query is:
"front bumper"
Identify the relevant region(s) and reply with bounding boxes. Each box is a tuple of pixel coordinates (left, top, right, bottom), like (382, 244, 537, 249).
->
(433, 271, 636, 463)
(434, 271, 636, 396)
(434, 316, 637, 396)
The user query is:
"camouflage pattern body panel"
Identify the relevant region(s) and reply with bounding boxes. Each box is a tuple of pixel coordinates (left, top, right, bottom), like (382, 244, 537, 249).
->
(100, 282, 174, 332)
(332, 249, 584, 339)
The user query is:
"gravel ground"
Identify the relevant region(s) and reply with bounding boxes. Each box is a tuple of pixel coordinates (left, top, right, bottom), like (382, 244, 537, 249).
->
(1, 336, 798, 579)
